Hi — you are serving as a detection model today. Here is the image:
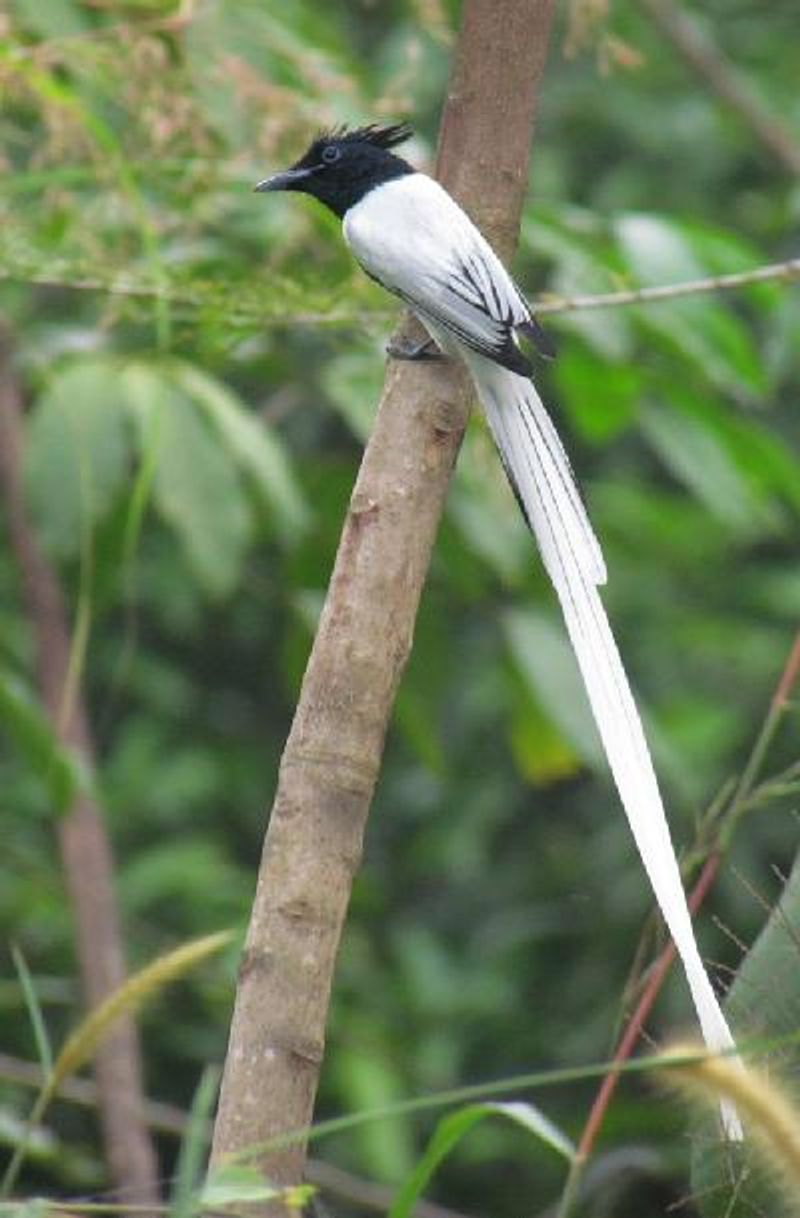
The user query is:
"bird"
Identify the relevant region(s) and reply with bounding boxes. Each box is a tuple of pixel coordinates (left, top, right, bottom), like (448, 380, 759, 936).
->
(256, 123, 741, 1137)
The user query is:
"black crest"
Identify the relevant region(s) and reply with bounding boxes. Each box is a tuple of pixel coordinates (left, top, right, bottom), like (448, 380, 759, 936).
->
(318, 122, 414, 151)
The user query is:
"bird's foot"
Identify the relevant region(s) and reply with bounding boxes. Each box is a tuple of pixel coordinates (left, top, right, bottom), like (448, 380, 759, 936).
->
(386, 335, 446, 362)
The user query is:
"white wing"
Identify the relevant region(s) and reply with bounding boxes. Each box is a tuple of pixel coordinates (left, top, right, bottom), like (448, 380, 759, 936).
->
(344, 173, 553, 373)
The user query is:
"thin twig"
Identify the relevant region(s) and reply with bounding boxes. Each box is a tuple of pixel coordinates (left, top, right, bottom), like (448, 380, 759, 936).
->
(1, 256, 797, 322)
(4, 0, 196, 57)
(0, 1052, 187, 1136)
(575, 853, 722, 1161)
(636, 0, 800, 176)
(535, 257, 800, 314)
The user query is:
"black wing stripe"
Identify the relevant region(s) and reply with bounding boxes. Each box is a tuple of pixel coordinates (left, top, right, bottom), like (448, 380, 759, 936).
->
(483, 257, 504, 318)
(391, 276, 534, 376)
(467, 251, 492, 301)
(460, 256, 483, 296)
(439, 278, 485, 309)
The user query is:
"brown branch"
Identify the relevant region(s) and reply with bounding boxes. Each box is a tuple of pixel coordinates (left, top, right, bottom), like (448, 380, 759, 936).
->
(771, 632, 800, 715)
(0, 330, 160, 1209)
(209, 0, 555, 1208)
(575, 852, 721, 1163)
(636, 0, 800, 176)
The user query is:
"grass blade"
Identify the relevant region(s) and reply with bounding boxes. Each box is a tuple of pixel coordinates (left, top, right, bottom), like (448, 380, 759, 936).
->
(2, 930, 233, 1198)
(10, 945, 53, 1080)
(169, 1065, 220, 1218)
(388, 1100, 575, 1218)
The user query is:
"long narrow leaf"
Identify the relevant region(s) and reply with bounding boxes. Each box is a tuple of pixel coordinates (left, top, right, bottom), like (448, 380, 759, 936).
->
(170, 1066, 220, 1218)
(10, 945, 53, 1080)
(0, 668, 85, 813)
(2, 931, 233, 1197)
(389, 1100, 575, 1218)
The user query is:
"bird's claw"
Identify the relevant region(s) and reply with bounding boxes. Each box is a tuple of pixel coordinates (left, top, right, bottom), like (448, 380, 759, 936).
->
(386, 336, 446, 362)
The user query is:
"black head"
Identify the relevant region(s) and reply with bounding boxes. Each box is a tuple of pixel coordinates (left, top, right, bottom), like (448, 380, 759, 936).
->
(255, 123, 415, 219)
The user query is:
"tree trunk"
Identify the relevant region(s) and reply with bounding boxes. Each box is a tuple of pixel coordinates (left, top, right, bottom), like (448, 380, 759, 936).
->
(210, 0, 556, 1207)
(0, 330, 161, 1210)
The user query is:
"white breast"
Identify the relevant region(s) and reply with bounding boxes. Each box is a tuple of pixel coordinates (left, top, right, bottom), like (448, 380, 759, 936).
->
(343, 174, 457, 287)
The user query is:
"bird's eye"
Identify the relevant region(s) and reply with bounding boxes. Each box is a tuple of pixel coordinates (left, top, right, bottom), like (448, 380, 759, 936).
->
(321, 145, 341, 164)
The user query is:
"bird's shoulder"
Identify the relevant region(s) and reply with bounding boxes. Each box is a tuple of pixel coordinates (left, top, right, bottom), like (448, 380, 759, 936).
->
(343, 172, 461, 248)
(344, 174, 527, 309)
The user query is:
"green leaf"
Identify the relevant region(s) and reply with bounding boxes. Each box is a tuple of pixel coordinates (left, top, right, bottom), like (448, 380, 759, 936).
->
(509, 699, 582, 785)
(173, 362, 310, 542)
(11, 0, 88, 38)
(200, 1165, 281, 1208)
(448, 421, 531, 583)
(24, 358, 131, 557)
(615, 214, 702, 285)
(330, 1029, 416, 1182)
(615, 215, 767, 398)
(389, 1101, 575, 1218)
(524, 210, 635, 360)
(169, 1066, 219, 1218)
(640, 403, 781, 539)
(555, 350, 641, 443)
(122, 363, 251, 598)
(322, 349, 384, 441)
(10, 944, 53, 1080)
(691, 853, 800, 1217)
(503, 607, 604, 769)
(0, 667, 85, 813)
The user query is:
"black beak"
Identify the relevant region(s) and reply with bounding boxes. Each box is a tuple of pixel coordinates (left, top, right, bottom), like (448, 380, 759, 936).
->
(254, 167, 313, 192)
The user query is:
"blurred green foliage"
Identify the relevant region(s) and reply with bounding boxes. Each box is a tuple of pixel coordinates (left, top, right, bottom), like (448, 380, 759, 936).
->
(1, 0, 800, 1214)
(691, 852, 800, 1217)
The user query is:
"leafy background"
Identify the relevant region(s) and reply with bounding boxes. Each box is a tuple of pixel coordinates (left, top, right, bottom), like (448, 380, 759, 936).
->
(1, 0, 799, 1213)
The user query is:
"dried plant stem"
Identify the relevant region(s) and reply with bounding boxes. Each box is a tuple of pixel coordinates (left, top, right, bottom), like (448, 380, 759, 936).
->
(636, 0, 800, 176)
(0, 328, 160, 1209)
(574, 852, 722, 1163)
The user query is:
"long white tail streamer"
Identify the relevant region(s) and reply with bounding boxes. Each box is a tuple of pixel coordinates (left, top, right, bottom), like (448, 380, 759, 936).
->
(465, 355, 742, 1139)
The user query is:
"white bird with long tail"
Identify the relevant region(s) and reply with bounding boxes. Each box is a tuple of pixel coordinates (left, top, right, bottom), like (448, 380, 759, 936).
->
(256, 123, 741, 1138)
